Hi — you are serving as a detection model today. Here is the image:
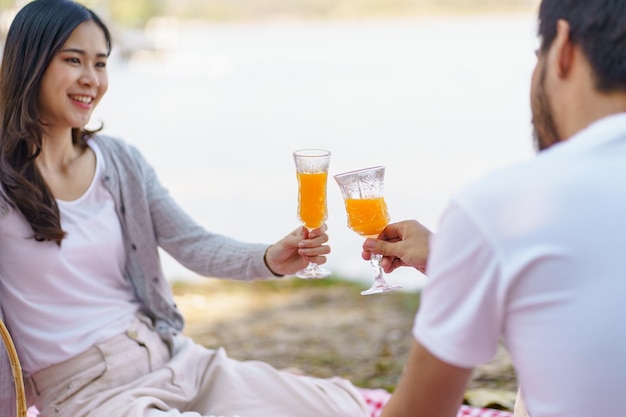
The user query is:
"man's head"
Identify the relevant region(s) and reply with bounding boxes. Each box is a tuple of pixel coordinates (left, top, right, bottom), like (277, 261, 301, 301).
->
(531, 0, 626, 151)
(538, 0, 626, 93)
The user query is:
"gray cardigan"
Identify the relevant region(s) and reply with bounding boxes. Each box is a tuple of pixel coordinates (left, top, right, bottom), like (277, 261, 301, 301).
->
(0, 135, 275, 412)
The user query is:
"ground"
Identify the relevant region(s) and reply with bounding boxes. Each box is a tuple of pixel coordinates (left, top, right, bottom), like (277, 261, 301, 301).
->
(173, 277, 518, 411)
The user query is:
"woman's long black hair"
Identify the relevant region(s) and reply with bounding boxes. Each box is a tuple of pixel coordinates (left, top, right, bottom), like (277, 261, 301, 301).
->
(0, 0, 112, 245)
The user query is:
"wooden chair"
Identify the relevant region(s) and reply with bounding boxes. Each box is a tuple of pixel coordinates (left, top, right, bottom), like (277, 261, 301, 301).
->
(0, 319, 27, 417)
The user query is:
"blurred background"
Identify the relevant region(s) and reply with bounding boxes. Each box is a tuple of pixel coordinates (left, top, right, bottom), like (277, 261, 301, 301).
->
(1, 0, 540, 291)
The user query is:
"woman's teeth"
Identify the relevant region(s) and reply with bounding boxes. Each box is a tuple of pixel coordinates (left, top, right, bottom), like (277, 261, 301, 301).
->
(70, 95, 92, 104)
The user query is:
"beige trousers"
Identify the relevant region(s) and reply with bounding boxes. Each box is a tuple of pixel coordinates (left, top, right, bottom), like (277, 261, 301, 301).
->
(25, 314, 368, 417)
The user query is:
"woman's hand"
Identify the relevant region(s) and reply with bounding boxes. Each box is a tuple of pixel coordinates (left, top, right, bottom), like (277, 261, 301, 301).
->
(361, 220, 432, 274)
(264, 224, 330, 276)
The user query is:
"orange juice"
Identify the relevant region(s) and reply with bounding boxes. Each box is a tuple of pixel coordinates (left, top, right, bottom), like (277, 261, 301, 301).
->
(345, 197, 389, 237)
(297, 172, 328, 228)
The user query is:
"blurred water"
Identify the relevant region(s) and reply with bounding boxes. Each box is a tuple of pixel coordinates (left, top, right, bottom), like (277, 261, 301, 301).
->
(92, 14, 538, 292)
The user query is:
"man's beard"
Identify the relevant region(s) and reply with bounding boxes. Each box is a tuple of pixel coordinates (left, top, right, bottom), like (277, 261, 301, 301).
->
(531, 61, 561, 152)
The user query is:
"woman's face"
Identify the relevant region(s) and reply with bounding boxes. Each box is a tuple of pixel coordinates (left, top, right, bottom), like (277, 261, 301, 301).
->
(38, 20, 109, 135)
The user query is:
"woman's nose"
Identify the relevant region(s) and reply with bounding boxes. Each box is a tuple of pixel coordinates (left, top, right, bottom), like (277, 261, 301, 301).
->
(80, 67, 99, 87)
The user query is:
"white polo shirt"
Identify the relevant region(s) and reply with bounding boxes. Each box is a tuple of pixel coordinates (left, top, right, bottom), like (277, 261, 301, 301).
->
(414, 113, 626, 417)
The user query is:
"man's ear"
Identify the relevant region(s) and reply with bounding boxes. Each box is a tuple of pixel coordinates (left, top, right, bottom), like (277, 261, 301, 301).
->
(553, 19, 575, 79)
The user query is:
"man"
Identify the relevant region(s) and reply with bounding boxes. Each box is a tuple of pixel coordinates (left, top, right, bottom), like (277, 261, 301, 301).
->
(361, 1, 626, 416)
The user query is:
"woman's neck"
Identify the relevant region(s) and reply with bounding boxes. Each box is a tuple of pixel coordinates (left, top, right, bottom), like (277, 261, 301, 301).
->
(37, 130, 79, 173)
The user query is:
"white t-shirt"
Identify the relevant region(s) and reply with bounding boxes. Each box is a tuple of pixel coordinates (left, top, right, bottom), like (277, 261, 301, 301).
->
(0, 141, 138, 374)
(414, 113, 626, 417)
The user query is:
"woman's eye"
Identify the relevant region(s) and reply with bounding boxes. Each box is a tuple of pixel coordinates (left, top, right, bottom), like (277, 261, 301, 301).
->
(65, 57, 80, 64)
(96, 61, 107, 69)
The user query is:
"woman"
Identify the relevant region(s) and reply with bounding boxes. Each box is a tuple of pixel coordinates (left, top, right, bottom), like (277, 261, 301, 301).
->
(0, 1, 370, 416)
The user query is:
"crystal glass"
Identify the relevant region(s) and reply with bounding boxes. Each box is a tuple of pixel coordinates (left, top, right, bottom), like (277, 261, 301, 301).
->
(293, 149, 332, 279)
(334, 166, 402, 295)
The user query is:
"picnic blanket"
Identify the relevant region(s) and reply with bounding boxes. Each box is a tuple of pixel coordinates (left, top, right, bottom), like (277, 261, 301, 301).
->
(359, 388, 513, 417)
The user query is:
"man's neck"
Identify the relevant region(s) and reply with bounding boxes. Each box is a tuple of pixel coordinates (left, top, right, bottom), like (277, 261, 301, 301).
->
(560, 91, 626, 141)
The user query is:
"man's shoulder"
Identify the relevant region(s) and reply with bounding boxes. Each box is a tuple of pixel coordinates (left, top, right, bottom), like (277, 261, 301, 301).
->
(455, 157, 540, 204)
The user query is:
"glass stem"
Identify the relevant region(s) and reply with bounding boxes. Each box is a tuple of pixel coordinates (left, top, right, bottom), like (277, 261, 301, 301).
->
(370, 253, 386, 285)
(304, 262, 319, 272)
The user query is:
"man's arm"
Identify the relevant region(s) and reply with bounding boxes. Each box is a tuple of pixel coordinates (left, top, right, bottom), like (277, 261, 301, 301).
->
(381, 339, 472, 417)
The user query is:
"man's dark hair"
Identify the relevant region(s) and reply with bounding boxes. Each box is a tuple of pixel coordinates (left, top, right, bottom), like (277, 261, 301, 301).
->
(538, 0, 626, 92)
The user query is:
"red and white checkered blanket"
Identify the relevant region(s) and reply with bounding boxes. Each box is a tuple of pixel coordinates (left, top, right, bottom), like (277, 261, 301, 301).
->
(359, 388, 513, 417)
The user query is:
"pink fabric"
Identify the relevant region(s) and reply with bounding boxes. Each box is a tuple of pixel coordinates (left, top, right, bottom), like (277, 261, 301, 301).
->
(357, 388, 513, 417)
(358, 388, 391, 417)
(457, 405, 513, 417)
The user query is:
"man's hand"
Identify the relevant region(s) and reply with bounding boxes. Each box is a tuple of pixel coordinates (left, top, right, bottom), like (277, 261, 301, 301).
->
(361, 220, 432, 274)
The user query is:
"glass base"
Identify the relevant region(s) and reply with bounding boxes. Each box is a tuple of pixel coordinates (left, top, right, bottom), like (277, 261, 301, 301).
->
(361, 283, 402, 295)
(295, 263, 331, 279)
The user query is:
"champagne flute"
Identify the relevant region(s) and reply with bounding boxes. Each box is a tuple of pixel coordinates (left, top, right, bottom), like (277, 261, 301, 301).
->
(293, 149, 331, 279)
(334, 166, 402, 295)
